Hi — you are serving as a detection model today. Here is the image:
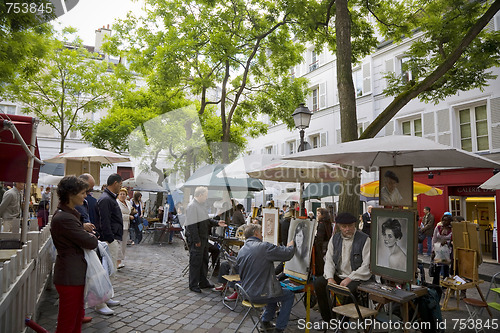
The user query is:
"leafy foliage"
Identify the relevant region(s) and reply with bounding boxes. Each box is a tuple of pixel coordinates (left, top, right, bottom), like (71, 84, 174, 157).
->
(3, 27, 132, 152)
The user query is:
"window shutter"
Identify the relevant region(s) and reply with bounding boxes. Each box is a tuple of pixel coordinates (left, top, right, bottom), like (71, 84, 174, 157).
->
(436, 109, 450, 132)
(385, 59, 394, 73)
(319, 47, 325, 66)
(336, 129, 342, 144)
(362, 62, 371, 94)
(438, 133, 451, 146)
(281, 143, 285, 156)
(320, 132, 328, 147)
(486, 18, 495, 32)
(423, 112, 435, 137)
(273, 144, 278, 155)
(320, 82, 327, 109)
(490, 97, 500, 150)
(385, 121, 394, 136)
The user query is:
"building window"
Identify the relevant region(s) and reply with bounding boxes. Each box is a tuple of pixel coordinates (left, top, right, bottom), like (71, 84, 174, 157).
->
(312, 88, 318, 112)
(265, 146, 273, 154)
(286, 141, 296, 155)
(0, 104, 16, 115)
(402, 118, 422, 137)
(353, 69, 363, 97)
(310, 135, 320, 149)
(399, 56, 412, 84)
(309, 50, 318, 72)
(459, 105, 489, 152)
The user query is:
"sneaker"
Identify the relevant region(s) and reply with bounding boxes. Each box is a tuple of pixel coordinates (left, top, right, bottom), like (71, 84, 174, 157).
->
(117, 263, 125, 269)
(106, 299, 120, 307)
(82, 316, 92, 323)
(224, 291, 238, 301)
(95, 304, 114, 316)
(213, 284, 226, 292)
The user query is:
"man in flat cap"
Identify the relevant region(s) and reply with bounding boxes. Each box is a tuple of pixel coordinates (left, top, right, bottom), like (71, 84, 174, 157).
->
(314, 212, 372, 323)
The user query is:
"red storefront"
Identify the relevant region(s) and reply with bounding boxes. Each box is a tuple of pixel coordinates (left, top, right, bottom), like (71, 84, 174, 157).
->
(414, 168, 499, 262)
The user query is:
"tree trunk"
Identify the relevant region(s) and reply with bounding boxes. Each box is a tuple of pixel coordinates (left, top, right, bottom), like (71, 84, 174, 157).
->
(336, 0, 360, 217)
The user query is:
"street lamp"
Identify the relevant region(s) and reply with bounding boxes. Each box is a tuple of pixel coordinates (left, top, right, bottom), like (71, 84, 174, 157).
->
(292, 103, 312, 217)
(292, 103, 313, 152)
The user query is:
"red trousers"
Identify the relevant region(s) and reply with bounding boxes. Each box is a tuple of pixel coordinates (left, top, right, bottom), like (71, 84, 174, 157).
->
(55, 284, 85, 333)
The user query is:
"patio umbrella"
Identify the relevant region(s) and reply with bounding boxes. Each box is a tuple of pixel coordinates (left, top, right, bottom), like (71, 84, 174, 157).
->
(123, 177, 169, 192)
(275, 192, 301, 202)
(215, 154, 281, 178)
(360, 180, 443, 199)
(246, 160, 356, 183)
(288, 135, 500, 170)
(303, 182, 342, 200)
(479, 172, 500, 190)
(182, 164, 264, 191)
(44, 147, 130, 164)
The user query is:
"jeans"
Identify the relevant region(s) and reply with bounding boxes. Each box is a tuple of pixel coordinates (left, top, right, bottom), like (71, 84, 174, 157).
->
(418, 236, 433, 255)
(260, 287, 295, 330)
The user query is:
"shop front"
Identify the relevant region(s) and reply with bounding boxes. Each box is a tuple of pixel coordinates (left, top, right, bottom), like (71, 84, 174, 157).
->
(414, 168, 499, 263)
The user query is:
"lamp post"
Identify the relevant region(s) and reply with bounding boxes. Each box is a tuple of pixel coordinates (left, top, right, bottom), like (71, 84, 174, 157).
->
(292, 103, 313, 217)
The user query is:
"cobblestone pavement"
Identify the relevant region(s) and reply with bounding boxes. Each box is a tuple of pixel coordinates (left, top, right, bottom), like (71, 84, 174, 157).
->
(35, 240, 498, 332)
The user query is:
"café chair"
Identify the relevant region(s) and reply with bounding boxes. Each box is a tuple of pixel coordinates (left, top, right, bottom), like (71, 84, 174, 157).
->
(463, 298, 489, 333)
(233, 283, 266, 333)
(327, 283, 378, 333)
(222, 274, 241, 311)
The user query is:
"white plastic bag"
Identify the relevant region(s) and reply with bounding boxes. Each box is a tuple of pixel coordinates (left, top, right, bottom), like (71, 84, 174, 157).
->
(98, 241, 116, 277)
(84, 249, 114, 307)
(433, 242, 451, 263)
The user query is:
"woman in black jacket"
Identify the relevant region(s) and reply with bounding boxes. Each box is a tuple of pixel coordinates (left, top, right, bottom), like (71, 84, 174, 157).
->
(313, 208, 333, 276)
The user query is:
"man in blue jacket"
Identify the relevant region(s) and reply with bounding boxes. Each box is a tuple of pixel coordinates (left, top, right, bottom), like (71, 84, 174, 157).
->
(237, 224, 295, 333)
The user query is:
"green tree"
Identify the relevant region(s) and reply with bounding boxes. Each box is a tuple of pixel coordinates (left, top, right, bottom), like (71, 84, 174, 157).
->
(294, 0, 500, 215)
(3, 27, 132, 153)
(0, 1, 55, 91)
(106, 0, 308, 162)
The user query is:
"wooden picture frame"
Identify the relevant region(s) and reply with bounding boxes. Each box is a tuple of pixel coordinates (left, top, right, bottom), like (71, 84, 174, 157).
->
(370, 208, 417, 283)
(262, 208, 279, 245)
(379, 165, 413, 207)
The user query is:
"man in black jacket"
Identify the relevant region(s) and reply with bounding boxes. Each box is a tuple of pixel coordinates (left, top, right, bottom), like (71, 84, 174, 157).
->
(97, 173, 123, 251)
(186, 186, 226, 293)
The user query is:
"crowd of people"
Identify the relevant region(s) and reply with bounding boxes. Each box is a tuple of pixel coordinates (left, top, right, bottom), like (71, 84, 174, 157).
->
(1, 175, 473, 332)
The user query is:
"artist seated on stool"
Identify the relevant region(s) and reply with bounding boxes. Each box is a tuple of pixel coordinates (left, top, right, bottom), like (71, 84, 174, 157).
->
(237, 224, 296, 333)
(314, 212, 372, 322)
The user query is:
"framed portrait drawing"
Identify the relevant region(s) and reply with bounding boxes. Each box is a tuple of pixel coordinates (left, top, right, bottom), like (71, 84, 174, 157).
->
(379, 165, 413, 207)
(284, 218, 317, 280)
(370, 208, 417, 283)
(262, 208, 279, 245)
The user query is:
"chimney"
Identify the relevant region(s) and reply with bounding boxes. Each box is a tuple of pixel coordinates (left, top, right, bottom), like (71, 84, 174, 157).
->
(95, 25, 111, 54)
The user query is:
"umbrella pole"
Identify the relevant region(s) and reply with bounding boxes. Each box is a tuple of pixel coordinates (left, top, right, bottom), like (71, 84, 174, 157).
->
(300, 182, 305, 217)
(21, 119, 39, 244)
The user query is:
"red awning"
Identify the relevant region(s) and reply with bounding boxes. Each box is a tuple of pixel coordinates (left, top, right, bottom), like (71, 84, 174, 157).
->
(0, 114, 41, 183)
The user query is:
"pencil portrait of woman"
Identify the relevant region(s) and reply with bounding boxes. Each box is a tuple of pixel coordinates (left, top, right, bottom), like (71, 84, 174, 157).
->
(380, 218, 407, 271)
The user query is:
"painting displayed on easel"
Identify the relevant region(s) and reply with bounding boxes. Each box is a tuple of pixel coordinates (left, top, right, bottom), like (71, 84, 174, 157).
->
(284, 218, 317, 280)
(370, 208, 417, 282)
(379, 165, 413, 207)
(262, 208, 279, 245)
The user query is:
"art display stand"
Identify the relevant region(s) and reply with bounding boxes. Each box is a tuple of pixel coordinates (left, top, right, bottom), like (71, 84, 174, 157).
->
(281, 271, 313, 333)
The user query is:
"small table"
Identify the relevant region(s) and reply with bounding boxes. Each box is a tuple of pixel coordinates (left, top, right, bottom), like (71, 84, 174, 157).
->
(358, 282, 427, 332)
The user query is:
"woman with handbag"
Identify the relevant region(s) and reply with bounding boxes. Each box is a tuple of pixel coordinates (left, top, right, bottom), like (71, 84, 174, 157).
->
(51, 176, 98, 332)
(431, 214, 453, 286)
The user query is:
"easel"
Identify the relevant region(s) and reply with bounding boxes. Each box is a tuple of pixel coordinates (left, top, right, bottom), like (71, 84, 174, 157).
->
(440, 222, 492, 316)
(282, 269, 313, 333)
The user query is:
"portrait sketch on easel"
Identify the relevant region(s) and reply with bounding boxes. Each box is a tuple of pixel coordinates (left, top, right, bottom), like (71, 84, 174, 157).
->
(284, 218, 317, 280)
(262, 208, 279, 245)
(370, 208, 417, 282)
